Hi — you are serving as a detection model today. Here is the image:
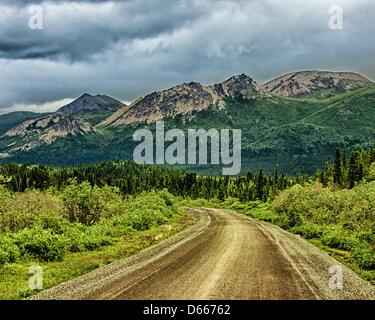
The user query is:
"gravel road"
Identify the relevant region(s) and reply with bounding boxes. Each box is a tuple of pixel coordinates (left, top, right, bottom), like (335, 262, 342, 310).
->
(31, 208, 375, 300)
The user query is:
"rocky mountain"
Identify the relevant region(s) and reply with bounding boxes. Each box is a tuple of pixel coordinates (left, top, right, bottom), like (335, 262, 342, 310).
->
(0, 94, 124, 151)
(100, 74, 259, 126)
(1, 70, 374, 174)
(261, 71, 373, 98)
(57, 93, 125, 116)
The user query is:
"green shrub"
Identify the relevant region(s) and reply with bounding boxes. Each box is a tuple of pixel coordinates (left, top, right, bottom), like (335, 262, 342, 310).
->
(273, 213, 289, 228)
(61, 179, 123, 225)
(14, 228, 67, 262)
(59, 223, 114, 252)
(0, 186, 180, 265)
(0, 236, 20, 265)
(62, 226, 88, 253)
(179, 197, 214, 208)
(291, 223, 324, 239)
(82, 224, 115, 250)
(321, 229, 359, 251)
(357, 231, 375, 243)
(285, 211, 303, 228)
(159, 189, 175, 207)
(0, 185, 11, 214)
(0, 188, 63, 233)
(82, 233, 114, 251)
(352, 246, 375, 269)
(342, 222, 356, 231)
(123, 190, 176, 230)
(272, 181, 375, 240)
(37, 214, 67, 234)
(365, 163, 375, 182)
(247, 207, 277, 222)
(126, 210, 154, 231)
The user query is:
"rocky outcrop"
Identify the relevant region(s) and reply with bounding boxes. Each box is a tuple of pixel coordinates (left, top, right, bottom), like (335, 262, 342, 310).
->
(261, 71, 373, 97)
(4, 114, 96, 145)
(40, 116, 96, 144)
(101, 74, 260, 126)
(219, 73, 259, 96)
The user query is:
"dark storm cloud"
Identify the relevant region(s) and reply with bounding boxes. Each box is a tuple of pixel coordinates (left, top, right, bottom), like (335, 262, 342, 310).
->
(0, 0, 375, 112)
(0, 0, 207, 61)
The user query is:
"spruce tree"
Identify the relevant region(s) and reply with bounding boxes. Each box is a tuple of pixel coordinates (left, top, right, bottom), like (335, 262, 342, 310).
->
(334, 148, 342, 186)
(255, 169, 264, 201)
(348, 153, 357, 189)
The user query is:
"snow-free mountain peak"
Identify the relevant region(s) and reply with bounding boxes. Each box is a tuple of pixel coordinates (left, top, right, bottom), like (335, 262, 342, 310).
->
(261, 70, 373, 98)
(57, 93, 125, 116)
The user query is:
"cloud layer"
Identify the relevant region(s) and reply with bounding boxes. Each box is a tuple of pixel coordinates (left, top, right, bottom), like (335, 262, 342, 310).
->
(0, 0, 374, 113)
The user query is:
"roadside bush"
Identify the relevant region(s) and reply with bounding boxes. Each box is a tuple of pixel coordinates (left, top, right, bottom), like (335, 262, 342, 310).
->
(82, 224, 115, 250)
(357, 231, 375, 243)
(158, 189, 175, 207)
(61, 179, 104, 225)
(352, 246, 375, 269)
(222, 197, 242, 209)
(284, 211, 303, 228)
(0, 188, 63, 233)
(0, 185, 180, 265)
(14, 228, 67, 262)
(59, 223, 115, 253)
(0, 235, 20, 265)
(82, 233, 114, 251)
(62, 225, 88, 253)
(61, 179, 125, 226)
(272, 213, 289, 228)
(321, 229, 359, 251)
(125, 191, 176, 223)
(342, 222, 356, 231)
(126, 209, 158, 231)
(0, 185, 11, 214)
(247, 206, 277, 223)
(272, 181, 375, 236)
(291, 223, 324, 239)
(36, 214, 68, 234)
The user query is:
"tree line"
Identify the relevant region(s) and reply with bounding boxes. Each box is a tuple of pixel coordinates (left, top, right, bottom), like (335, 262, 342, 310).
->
(1, 148, 374, 202)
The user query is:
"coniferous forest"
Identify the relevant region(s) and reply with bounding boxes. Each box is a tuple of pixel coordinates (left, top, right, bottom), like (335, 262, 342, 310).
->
(1, 148, 374, 201)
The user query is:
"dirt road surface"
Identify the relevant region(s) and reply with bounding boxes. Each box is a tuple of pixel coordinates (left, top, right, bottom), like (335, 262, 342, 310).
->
(31, 208, 375, 300)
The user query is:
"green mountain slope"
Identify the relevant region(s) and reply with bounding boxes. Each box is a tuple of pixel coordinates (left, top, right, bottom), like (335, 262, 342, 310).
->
(1, 71, 374, 175)
(2, 85, 374, 175)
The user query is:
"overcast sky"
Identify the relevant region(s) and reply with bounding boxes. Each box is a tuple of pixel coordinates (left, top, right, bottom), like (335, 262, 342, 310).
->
(0, 0, 374, 114)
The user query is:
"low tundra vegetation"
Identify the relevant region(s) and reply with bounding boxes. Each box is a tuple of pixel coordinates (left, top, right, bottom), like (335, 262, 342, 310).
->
(0, 180, 178, 266)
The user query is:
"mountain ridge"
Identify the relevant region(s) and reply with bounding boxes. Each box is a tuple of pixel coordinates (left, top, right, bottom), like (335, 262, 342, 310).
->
(1, 70, 374, 174)
(100, 74, 259, 127)
(260, 70, 372, 98)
